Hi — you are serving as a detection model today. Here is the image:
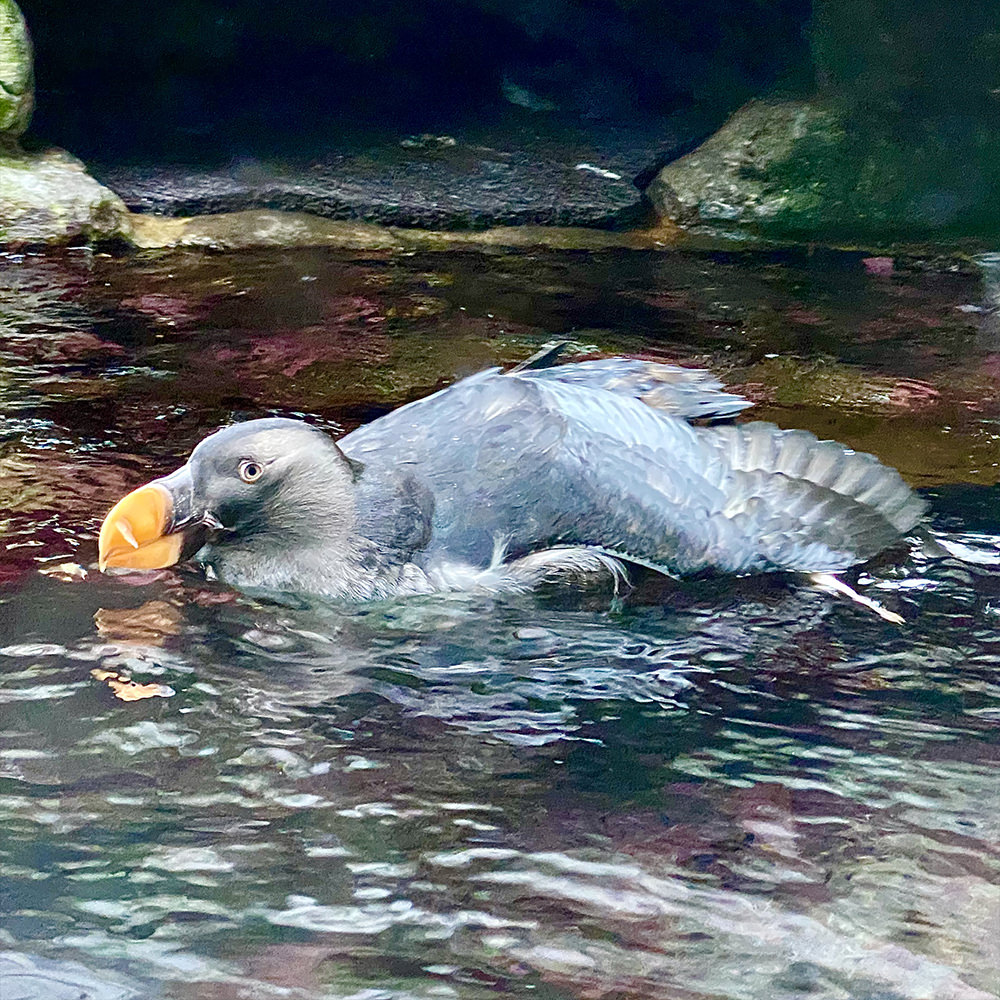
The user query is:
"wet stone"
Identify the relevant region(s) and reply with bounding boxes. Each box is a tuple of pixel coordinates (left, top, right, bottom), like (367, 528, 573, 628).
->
(0, 146, 132, 245)
(92, 122, 698, 230)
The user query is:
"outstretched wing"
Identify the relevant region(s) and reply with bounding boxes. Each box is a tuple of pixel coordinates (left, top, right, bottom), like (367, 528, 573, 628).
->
(341, 367, 924, 576)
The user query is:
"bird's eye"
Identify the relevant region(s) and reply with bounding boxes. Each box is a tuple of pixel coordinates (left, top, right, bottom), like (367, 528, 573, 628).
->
(238, 460, 263, 483)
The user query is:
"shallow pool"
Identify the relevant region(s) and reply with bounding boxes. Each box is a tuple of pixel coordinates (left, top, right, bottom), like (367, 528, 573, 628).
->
(1, 245, 998, 999)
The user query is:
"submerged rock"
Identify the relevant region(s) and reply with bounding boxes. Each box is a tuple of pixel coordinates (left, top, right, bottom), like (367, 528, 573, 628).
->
(0, 145, 132, 244)
(128, 208, 681, 252)
(129, 210, 406, 252)
(0, 0, 32, 136)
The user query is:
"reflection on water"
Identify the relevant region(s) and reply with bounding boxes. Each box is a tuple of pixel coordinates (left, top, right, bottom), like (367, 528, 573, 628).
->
(0, 246, 998, 1000)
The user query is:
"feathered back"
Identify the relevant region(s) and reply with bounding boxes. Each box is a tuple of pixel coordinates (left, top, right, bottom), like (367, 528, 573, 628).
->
(342, 361, 924, 577)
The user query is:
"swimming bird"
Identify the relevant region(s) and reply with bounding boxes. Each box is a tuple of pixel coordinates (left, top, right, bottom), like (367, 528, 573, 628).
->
(98, 357, 925, 619)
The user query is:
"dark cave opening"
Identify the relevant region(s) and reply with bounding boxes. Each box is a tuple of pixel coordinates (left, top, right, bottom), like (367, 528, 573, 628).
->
(19, 0, 815, 165)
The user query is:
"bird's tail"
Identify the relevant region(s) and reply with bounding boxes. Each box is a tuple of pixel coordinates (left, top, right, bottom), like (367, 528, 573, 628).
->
(697, 421, 927, 573)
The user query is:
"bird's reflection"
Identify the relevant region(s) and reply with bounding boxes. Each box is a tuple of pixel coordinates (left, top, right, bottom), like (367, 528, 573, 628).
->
(94, 599, 183, 645)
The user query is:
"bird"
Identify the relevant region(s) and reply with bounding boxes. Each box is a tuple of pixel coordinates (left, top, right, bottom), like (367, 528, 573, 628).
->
(98, 355, 926, 620)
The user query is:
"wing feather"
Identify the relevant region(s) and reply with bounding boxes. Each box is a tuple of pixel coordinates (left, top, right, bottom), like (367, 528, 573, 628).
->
(519, 359, 752, 421)
(341, 368, 924, 578)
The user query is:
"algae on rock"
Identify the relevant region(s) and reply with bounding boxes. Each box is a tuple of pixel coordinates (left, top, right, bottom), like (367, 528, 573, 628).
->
(647, 96, 1000, 241)
(0, 0, 32, 136)
(646, 101, 844, 236)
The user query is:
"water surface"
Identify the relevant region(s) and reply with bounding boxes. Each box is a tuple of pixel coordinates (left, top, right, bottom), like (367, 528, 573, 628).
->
(1, 245, 998, 1000)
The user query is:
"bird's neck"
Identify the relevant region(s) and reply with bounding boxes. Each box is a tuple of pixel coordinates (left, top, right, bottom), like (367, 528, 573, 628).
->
(204, 530, 395, 601)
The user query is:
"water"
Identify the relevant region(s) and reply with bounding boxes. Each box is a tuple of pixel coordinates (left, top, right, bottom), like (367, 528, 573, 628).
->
(1, 245, 998, 1000)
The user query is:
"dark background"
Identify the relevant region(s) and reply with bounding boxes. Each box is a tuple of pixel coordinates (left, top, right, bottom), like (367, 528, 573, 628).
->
(19, 0, 815, 163)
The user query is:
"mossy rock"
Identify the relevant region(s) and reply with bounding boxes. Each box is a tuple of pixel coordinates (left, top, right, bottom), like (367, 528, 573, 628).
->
(0, 0, 32, 136)
(647, 98, 1000, 241)
(811, 0, 1000, 121)
(0, 146, 132, 244)
(646, 101, 842, 235)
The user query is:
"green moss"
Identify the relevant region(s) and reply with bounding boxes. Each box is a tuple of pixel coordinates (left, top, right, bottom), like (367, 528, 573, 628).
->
(0, 0, 33, 136)
(763, 111, 1000, 238)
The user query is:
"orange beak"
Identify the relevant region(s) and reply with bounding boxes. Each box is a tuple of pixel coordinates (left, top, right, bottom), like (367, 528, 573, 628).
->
(98, 482, 185, 572)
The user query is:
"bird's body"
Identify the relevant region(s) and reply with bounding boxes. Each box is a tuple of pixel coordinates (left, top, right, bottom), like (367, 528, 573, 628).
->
(98, 359, 926, 606)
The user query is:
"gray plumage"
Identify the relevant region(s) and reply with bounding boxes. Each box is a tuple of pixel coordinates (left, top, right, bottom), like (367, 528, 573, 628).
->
(519, 358, 753, 421)
(171, 359, 925, 600)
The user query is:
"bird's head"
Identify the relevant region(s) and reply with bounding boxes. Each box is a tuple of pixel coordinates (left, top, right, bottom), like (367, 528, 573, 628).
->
(98, 418, 360, 573)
